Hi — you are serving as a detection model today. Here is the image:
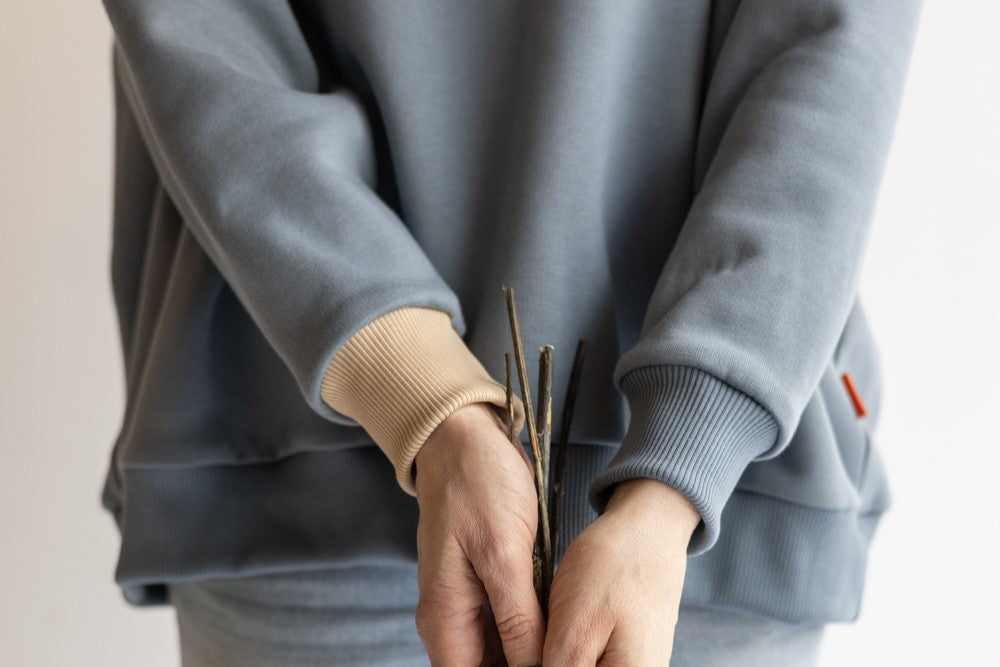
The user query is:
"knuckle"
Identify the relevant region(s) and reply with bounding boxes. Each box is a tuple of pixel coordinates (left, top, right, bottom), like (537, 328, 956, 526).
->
(546, 643, 588, 667)
(546, 619, 599, 666)
(477, 534, 526, 583)
(494, 610, 535, 645)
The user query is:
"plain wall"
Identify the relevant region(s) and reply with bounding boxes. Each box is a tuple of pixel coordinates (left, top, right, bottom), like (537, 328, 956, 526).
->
(1, 2, 996, 665)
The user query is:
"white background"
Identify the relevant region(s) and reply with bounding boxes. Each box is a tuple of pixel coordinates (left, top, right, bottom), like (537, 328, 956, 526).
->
(1, 2, 997, 665)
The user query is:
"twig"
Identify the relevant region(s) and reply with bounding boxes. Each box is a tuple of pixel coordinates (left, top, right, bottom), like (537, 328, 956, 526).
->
(550, 338, 588, 559)
(536, 345, 554, 492)
(503, 286, 552, 616)
(536, 344, 554, 600)
(504, 352, 515, 445)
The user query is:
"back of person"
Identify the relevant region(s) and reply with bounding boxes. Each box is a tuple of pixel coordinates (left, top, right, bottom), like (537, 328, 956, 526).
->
(99, 0, 923, 664)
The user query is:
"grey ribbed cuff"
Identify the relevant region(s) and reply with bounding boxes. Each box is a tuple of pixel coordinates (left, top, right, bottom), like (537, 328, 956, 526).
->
(588, 365, 778, 556)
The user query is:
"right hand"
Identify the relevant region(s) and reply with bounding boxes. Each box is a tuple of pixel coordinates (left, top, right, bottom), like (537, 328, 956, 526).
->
(413, 401, 545, 666)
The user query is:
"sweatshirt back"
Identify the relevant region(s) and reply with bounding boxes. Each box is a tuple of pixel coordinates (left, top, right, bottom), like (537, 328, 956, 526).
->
(98, 0, 922, 623)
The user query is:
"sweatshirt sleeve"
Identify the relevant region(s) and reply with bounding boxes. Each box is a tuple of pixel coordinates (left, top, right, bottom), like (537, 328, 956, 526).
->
(103, 6, 451, 413)
(320, 306, 527, 495)
(588, 0, 923, 555)
(103, 0, 527, 489)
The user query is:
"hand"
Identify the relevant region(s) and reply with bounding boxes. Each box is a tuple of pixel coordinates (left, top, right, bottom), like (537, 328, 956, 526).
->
(542, 478, 701, 666)
(413, 402, 545, 666)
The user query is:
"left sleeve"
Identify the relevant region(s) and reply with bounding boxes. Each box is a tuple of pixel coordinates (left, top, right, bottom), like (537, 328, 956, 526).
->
(588, 0, 923, 555)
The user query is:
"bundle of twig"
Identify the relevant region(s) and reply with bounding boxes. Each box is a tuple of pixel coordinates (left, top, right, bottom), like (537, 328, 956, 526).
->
(502, 286, 588, 617)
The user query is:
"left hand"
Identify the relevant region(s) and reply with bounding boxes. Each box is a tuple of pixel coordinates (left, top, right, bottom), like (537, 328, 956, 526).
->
(541, 478, 701, 666)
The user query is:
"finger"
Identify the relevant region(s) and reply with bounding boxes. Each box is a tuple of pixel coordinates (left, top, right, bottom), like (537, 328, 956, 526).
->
(542, 602, 609, 667)
(475, 540, 545, 667)
(595, 625, 656, 667)
(416, 537, 487, 665)
(478, 601, 506, 667)
(543, 625, 609, 666)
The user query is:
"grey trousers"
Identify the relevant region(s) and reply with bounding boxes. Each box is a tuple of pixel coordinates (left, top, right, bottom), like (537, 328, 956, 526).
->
(167, 562, 825, 666)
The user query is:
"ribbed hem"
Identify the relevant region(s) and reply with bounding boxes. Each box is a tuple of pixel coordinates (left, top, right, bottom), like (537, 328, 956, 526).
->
(588, 365, 779, 556)
(106, 442, 886, 624)
(319, 306, 526, 496)
(681, 491, 884, 623)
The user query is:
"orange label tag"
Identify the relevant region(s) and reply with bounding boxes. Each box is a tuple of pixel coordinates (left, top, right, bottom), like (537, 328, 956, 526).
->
(841, 371, 867, 418)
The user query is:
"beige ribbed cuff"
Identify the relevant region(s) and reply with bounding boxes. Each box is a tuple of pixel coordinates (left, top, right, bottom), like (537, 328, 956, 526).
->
(320, 306, 527, 496)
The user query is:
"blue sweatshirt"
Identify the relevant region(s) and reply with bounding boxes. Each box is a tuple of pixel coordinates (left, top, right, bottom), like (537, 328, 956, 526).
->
(99, 0, 922, 624)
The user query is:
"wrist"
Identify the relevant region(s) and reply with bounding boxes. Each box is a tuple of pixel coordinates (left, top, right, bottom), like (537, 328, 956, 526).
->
(413, 403, 507, 482)
(605, 478, 701, 537)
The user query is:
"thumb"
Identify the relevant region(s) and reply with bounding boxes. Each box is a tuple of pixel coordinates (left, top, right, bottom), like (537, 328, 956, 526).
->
(476, 541, 546, 667)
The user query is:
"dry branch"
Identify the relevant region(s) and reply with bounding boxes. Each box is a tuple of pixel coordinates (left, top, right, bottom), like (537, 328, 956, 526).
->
(501, 286, 587, 616)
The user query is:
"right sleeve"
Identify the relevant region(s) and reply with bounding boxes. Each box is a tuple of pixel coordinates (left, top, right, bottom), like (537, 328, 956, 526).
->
(320, 306, 527, 496)
(102, 0, 467, 425)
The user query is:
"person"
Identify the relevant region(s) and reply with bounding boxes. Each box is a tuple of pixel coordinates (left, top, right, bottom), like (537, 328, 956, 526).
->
(98, 1, 922, 664)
